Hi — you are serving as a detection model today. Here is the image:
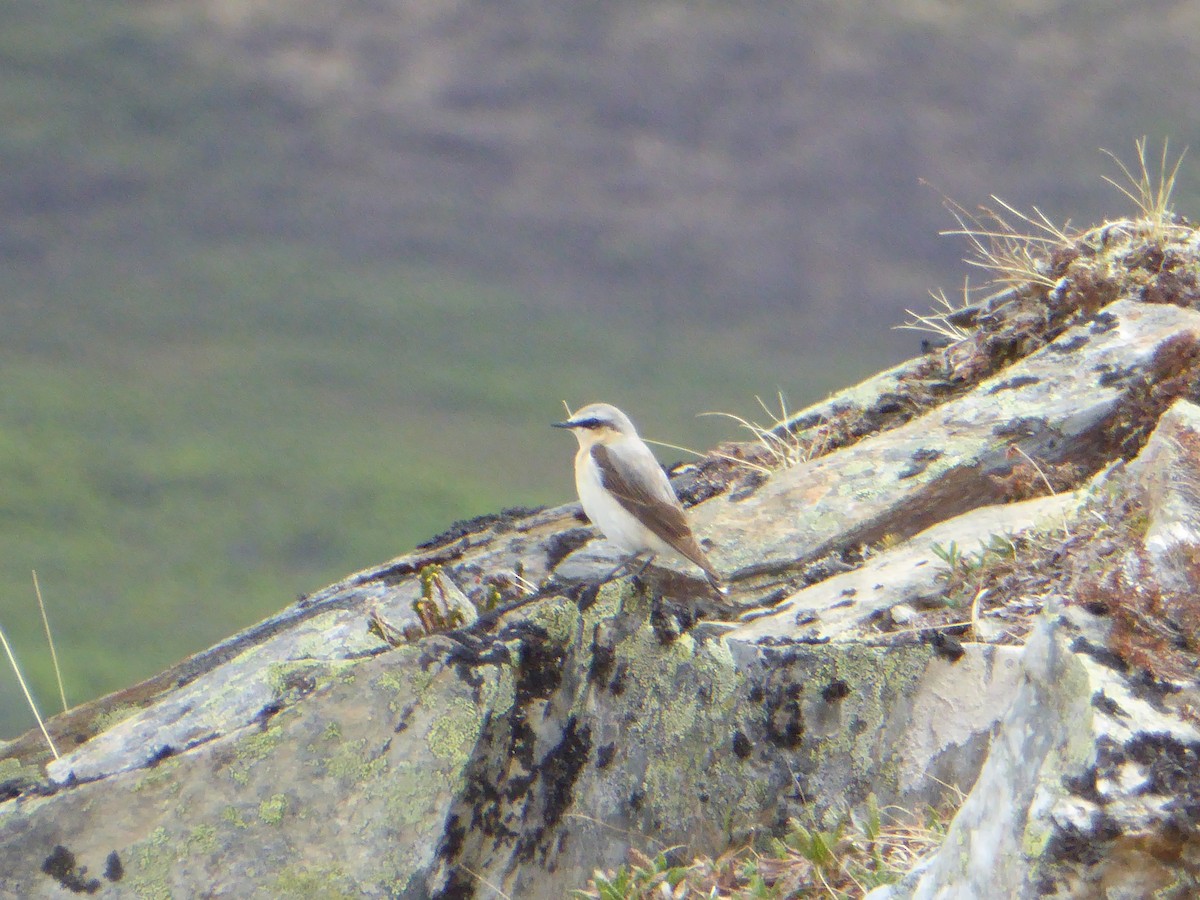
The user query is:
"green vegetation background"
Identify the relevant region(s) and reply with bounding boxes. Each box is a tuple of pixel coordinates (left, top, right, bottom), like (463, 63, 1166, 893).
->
(0, 4, 884, 737)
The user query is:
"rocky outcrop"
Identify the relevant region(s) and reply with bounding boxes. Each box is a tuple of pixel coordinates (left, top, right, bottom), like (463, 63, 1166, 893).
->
(870, 398, 1200, 900)
(2, 214, 1200, 897)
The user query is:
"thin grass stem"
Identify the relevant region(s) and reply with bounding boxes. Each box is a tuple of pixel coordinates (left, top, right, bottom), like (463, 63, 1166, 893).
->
(0, 624, 60, 759)
(32, 570, 68, 713)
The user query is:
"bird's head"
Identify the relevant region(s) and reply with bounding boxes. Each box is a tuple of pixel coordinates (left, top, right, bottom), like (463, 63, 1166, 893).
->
(552, 402, 638, 447)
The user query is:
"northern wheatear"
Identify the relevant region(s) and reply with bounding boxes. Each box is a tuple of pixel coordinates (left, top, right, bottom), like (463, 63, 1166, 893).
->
(554, 403, 723, 593)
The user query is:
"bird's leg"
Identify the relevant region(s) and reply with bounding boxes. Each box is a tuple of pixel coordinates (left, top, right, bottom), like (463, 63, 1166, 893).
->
(605, 551, 652, 582)
(602, 553, 635, 581)
(629, 553, 656, 581)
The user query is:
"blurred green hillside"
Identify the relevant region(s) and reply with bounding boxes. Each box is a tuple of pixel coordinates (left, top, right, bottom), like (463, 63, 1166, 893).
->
(1, 0, 1197, 737)
(0, 3, 873, 736)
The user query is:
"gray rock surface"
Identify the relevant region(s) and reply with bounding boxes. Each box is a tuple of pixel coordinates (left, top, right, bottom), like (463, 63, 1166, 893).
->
(870, 598, 1200, 900)
(1129, 398, 1200, 593)
(732, 491, 1079, 643)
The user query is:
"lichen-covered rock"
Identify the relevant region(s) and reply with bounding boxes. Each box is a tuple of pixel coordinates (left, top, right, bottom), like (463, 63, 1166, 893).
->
(0, 577, 1021, 898)
(4, 221, 1200, 896)
(731, 490, 1079, 643)
(697, 298, 1200, 581)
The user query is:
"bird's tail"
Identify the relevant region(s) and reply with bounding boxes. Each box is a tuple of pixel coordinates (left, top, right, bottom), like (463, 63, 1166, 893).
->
(703, 569, 727, 596)
(672, 533, 726, 596)
(690, 550, 726, 596)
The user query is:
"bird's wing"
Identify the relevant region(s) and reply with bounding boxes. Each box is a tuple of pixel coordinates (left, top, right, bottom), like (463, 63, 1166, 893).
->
(591, 442, 692, 548)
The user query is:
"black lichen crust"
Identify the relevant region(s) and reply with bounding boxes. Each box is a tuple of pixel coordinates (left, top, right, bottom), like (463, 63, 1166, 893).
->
(434, 622, 594, 897)
(1045, 729, 1200, 891)
(762, 679, 805, 749)
(41, 845, 101, 895)
(418, 505, 547, 551)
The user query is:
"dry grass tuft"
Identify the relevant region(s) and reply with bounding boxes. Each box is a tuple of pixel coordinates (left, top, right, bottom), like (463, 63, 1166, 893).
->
(1101, 136, 1189, 244)
(902, 138, 1191, 344)
(897, 279, 977, 345)
(940, 193, 1073, 293)
(699, 393, 808, 472)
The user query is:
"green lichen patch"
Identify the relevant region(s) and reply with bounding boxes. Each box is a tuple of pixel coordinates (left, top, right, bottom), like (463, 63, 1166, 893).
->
(373, 648, 440, 707)
(527, 594, 584, 645)
(228, 723, 285, 785)
(99, 824, 206, 900)
(258, 792, 288, 825)
(127, 825, 176, 900)
(580, 615, 761, 837)
(737, 640, 938, 829)
(613, 623, 743, 738)
(186, 823, 219, 855)
(290, 610, 380, 659)
(325, 737, 387, 783)
(133, 757, 183, 795)
(810, 643, 931, 785)
(91, 704, 140, 736)
(427, 697, 484, 767)
(271, 864, 359, 899)
(263, 657, 361, 702)
(375, 670, 409, 694)
(237, 724, 284, 762)
(480, 661, 516, 719)
(0, 755, 44, 790)
(375, 759, 452, 828)
(581, 580, 633, 625)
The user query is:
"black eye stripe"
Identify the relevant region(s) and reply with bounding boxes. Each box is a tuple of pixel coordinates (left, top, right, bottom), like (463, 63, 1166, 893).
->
(576, 418, 605, 429)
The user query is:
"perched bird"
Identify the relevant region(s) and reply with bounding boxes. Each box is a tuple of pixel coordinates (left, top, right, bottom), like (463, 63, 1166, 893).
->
(553, 402, 723, 593)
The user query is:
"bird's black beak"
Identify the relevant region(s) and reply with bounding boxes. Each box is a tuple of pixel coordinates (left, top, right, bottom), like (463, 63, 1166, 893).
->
(552, 419, 574, 429)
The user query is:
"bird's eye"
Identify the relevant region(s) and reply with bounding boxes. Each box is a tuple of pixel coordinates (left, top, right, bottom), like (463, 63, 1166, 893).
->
(577, 418, 604, 429)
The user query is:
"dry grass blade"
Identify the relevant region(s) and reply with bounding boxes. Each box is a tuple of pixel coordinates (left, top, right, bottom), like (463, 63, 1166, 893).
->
(969, 588, 987, 642)
(32, 570, 68, 713)
(642, 436, 773, 477)
(0, 624, 60, 759)
(986, 195, 1075, 245)
(461, 865, 514, 900)
(698, 392, 805, 471)
(897, 279, 975, 342)
(1007, 444, 1071, 538)
(755, 390, 791, 425)
(939, 195, 1065, 290)
(510, 572, 541, 596)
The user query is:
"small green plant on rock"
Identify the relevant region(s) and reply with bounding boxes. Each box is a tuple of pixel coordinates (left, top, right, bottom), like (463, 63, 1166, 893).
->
(368, 564, 466, 646)
(931, 534, 1018, 608)
(574, 794, 954, 899)
(575, 849, 691, 900)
